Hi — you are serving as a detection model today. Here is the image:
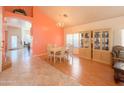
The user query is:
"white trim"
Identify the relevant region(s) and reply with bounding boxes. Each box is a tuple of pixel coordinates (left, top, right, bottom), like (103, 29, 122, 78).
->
(0, 63, 2, 72)
(33, 53, 47, 57)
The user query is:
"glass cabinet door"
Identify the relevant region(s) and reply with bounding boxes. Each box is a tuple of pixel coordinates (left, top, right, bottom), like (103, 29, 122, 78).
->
(102, 31, 109, 50)
(84, 32, 90, 48)
(94, 32, 101, 49)
(80, 33, 84, 48)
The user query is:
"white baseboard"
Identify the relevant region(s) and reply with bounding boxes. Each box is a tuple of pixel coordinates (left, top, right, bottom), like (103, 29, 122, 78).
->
(33, 53, 47, 57)
(92, 59, 112, 65)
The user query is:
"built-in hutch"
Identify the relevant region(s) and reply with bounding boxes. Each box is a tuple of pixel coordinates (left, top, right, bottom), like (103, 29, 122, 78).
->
(79, 28, 112, 65)
(79, 31, 92, 59)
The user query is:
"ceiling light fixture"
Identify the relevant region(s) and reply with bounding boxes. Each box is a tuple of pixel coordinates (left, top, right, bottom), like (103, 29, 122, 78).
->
(56, 22, 64, 28)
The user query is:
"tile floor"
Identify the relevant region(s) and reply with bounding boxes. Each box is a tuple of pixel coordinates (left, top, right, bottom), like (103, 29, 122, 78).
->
(0, 48, 80, 85)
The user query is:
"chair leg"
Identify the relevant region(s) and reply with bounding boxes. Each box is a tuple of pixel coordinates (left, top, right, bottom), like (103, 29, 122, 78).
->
(67, 54, 69, 60)
(60, 57, 62, 63)
(54, 57, 56, 64)
(63, 57, 65, 62)
(55, 57, 57, 63)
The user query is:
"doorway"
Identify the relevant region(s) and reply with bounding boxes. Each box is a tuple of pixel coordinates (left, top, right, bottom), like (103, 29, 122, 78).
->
(5, 17, 32, 62)
(11, 36, 18, 49)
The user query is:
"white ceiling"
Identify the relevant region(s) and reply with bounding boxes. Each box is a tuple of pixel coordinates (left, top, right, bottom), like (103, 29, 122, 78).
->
(40, 6, 124, 28)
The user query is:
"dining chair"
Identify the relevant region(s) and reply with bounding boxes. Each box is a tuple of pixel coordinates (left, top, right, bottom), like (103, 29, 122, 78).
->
(66, 44, 73, 61)
(55, 48, 67, 63)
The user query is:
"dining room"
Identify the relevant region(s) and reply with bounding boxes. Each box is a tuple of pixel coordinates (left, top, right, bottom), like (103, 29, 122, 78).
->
(1, 6, 124, 86)
(1, 0, 124, 93)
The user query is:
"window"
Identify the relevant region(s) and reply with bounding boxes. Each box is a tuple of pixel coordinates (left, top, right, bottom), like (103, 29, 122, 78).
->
(66, 33, 79, 48)
(73, 33, 79, 48)
(66, 34, 73, 45)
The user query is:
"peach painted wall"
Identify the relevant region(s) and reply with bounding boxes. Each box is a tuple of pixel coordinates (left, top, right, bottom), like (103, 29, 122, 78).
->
(32, 7, 64, 55)
(4, 6, 33, 17)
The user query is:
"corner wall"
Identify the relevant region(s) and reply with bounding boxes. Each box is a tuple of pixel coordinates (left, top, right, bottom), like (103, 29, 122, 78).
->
(32, 7, 64, 56)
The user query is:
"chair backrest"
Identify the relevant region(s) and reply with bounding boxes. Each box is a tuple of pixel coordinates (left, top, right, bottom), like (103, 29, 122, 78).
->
(59, 48, 66, 56)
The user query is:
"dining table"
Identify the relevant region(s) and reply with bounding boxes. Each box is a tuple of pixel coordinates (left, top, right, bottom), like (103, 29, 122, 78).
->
(49, 47, 68, 63)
